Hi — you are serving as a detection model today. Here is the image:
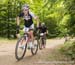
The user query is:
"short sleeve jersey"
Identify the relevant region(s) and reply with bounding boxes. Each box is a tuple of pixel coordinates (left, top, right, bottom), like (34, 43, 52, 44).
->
(18, 12, 35, 27)
(39, 26, 47, 33)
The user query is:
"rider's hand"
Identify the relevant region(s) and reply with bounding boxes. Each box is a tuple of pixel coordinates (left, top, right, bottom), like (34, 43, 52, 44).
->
(35, 26, 39, 31)
(44, 32, 48, 36)
(16, 25, 20, 34)
(16, 34, 21, 38)
(16, 25, 20, 38)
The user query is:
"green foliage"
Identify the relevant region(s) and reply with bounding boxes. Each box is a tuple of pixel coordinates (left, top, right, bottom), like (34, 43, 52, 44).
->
(60, 41, 75, 60)
(44, 17, 59, 38)
(0, 0, 75, 38)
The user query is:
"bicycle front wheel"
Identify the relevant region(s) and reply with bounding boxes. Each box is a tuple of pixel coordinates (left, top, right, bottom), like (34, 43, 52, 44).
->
(15, 36, 27, 60)
(31, 37, 38, 55)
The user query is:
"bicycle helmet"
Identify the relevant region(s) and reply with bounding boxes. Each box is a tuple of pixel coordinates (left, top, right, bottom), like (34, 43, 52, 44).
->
(22, 4, 30, 10)
(41, 22, 45, 26)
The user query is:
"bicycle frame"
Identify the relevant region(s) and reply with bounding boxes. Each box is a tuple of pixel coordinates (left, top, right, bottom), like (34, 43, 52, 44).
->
(24, 32, 32, 44)
(15, 29, 39, 60)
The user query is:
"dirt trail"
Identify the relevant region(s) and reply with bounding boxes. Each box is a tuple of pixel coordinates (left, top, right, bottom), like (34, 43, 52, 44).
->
(0, 38, 66, 65)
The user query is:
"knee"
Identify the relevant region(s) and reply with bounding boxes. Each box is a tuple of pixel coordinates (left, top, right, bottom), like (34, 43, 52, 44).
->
(29, 31, 33, 36)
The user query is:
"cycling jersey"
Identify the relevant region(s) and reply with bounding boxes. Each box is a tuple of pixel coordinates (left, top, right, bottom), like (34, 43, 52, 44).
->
(18, 12, 35, 27)
(38, 26, 47, 33)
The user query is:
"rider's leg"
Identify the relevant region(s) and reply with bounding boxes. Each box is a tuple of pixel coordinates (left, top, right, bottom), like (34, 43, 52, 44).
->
(29, 24, 34, 43)
(23, 24, 34, 48)
(29, 30, 34, 43)
(43, 33, 46, 48)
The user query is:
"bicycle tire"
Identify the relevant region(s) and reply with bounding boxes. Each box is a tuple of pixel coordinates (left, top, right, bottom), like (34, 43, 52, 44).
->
(31, 37, 38, 55)
(39, 38, 42, 50)
(15, 36, 27, 60)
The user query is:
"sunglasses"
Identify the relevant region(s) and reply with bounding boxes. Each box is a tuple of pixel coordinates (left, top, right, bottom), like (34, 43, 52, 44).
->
(24, 9, 29, 11)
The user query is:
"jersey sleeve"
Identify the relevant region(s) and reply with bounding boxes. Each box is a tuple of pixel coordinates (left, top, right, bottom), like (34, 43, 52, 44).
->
(30, 12, 37, 19)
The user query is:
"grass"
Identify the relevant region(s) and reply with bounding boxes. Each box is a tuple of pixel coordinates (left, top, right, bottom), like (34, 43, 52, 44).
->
(59, 40, 75, 61)
(45, 48, 71, 61)
(0, 37, 17, 44)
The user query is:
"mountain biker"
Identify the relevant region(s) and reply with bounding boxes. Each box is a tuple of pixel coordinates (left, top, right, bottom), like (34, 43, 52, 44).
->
(38, 22, 48, 48)
(16, 4, 39, 47)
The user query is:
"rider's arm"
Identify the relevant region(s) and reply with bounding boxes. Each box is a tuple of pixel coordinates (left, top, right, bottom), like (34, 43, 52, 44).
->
(16, 16, 20, 38)
(16, 13, 24, 26)
(46, 30, 48, 34)
(30, 12, 39, 27)
(46, 28, 48, 35)
(36, 16, 40, 27)
(16, 13, 24, 38)
(44, 27, 48, 35)
(16, 16, 20, 26)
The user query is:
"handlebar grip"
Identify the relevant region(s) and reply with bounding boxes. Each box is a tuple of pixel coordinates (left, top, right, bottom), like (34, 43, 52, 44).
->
(16, 25, 20, 34)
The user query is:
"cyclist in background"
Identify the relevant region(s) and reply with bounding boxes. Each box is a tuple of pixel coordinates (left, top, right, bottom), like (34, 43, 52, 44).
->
(39, 23, 48, 35)
(38, 22, 48, 48)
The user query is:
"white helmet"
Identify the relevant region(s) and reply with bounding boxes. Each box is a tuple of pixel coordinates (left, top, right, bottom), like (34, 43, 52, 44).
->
(41, 22, 45, 26)
(22, 4, 29, 10)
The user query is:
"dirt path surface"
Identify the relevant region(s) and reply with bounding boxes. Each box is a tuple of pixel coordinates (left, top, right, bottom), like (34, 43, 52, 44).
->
(0, 38, 74, 65)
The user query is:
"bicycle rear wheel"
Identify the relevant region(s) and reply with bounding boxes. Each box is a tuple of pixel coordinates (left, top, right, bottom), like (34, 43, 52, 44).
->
(31, 37, 38, 55)
(39, 38, 42, 50)
(15, 36, 27, 60)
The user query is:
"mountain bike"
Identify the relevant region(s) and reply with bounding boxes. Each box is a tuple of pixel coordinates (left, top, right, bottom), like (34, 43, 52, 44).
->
(39, 33, 46, 49)
(15, 30, 39, 60)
